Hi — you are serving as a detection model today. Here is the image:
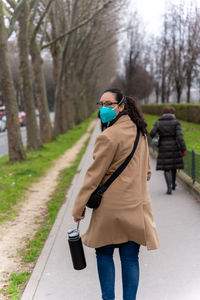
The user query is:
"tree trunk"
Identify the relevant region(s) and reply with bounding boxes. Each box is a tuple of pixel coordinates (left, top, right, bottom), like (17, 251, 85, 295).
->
(51, 48, 63, 137)
(187, 83, 191, 103)
(186, 74, 191, 103)
(51, 0, 79, 136)
(176, 81, 181, 103)
(56, 75, 71, 134)
(17, 2, 42, 149)
(166, 78, 171, 103)
(161, 50, 166, 103)
(63, 75, 74, 129)
(155, 82, 159, 103)
(30, 39, 53, 143)
(161, 78, 166, 103)
(0, 0, 26, 162)
(166, 88, 170, 103)
(49, 5, 65, 138)
(53, 53, 74, 136)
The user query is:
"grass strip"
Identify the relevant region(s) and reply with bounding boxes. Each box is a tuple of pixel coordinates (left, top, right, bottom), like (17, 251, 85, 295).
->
(0, 112, 97, 223)
(0, 272, 30, 300)
(144, 113, 200, 153)
(0, 136, 91, 300)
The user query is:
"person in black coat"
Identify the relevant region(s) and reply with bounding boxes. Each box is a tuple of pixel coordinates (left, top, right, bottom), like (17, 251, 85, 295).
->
(150, 106, 186, 195)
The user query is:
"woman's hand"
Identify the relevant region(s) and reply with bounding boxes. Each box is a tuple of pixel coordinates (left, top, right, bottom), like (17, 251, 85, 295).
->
(74, 217, 81, 223)
(73, 208, 86, 223)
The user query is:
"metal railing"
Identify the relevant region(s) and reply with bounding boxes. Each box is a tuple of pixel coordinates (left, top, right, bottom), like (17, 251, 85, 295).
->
(183, 150, 200, 184)
(147, 136, 200, 184)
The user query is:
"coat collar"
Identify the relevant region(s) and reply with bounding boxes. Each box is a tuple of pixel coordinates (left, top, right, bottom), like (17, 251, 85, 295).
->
(160, 113, 176, 120)
(108, 111, 128, 128)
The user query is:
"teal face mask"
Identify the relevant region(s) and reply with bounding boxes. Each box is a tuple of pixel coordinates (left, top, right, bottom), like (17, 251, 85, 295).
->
(100, 106, 117, 123)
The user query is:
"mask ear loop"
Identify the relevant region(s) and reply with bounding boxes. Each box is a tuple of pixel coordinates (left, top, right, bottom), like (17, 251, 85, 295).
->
(112, 95, 126, 110)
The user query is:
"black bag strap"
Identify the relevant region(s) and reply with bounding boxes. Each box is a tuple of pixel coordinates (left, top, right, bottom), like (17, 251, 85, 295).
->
(100, 126, 140, 193)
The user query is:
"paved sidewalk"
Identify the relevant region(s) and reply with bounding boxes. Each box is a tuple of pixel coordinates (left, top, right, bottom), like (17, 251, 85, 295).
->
(22, 122, 200, 300)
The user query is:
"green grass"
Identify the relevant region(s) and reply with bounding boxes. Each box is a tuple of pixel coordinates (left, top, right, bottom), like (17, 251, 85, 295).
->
(0, 112, 97, 223)
(0, 272, 30, 300)
(144, 114, 200, 153)
(21, 140, 89, 263)
(0, 134, 91, 300)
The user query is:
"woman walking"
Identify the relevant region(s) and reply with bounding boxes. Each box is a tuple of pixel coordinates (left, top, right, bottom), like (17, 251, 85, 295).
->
(72, 88, 159, 300)
(150, 106, 186, 195)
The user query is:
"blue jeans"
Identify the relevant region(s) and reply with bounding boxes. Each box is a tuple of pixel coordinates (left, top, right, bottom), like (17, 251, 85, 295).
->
(96, 241, 140, 300)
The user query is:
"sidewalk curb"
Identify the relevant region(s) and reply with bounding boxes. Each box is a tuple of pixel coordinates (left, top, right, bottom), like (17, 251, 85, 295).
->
(149, 147, 200, 202)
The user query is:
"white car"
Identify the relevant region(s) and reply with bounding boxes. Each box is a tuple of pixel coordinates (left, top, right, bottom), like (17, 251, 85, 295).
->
(0, 116, 6, 132)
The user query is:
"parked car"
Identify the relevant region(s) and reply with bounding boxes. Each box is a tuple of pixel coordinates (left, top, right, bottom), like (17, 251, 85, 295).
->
(0, 106, 6, 120)
(18, 111, 26, 126)
(0, 115, 6, 132)
(0, 108, 27, 129)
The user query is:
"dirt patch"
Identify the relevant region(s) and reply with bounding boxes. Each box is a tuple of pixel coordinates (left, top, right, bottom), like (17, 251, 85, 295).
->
(0, 120, 97, 293)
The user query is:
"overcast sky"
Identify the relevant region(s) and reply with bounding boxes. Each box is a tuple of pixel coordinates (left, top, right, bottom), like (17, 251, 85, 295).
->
(130, 0, 197, 34)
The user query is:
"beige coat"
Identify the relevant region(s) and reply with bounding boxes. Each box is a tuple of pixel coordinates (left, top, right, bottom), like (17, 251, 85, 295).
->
(72, 115, 159, 250)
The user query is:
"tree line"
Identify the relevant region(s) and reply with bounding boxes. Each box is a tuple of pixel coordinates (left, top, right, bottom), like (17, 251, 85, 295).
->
(2, 1, 198, 164)
(0, 0, 122, 162)
(152, 1, 200, 103)
(113, 1, 200, 104)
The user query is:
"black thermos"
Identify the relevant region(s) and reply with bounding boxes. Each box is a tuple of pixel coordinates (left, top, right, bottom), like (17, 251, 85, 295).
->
(68, 224, 86, 270)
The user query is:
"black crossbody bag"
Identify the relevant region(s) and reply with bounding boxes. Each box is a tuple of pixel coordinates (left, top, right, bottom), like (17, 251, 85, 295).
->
(86, 127, 140, 209)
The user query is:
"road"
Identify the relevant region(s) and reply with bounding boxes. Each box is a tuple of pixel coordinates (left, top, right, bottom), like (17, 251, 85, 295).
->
(0, 113, 54, 157)
(21, 122, 200, 300)
(0, 127, 26, 157)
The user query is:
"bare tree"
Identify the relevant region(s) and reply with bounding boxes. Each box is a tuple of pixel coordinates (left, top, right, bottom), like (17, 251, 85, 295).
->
(43, 0, 116, 137)
(151, 1, 200, 103)
(8, 42, 22, 107)
(5, 0, 54, 145)
(0, 0, 26, 162)
(113, 11, 154, 100)
(1, 0, 127, 149)
(17, 1, 42, 149)
(29, 0, 54, 143)
(184, 4, 200, 102)
(124, 13, 143, 95)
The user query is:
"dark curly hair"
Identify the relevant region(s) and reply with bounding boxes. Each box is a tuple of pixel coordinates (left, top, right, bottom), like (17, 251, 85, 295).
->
(103, 88, 148, 136)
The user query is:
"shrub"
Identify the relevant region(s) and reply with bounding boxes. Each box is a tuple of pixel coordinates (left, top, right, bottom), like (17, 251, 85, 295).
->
(141, 104, 200, 124)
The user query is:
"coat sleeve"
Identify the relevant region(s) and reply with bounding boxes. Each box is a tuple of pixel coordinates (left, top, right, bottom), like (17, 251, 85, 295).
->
(176, 121, 186, 152)
(150, 121, 159, 138)
(72, 133, 117, 219)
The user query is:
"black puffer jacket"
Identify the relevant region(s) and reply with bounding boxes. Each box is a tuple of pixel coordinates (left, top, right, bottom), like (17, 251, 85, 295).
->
(150, 114, 186, 170)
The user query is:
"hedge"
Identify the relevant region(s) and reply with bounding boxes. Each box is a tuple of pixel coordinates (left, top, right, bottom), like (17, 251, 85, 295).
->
(141, 104, 200, 124)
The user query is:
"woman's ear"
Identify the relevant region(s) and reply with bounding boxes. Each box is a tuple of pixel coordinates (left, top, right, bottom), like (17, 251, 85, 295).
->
(119, 103, 125, 112)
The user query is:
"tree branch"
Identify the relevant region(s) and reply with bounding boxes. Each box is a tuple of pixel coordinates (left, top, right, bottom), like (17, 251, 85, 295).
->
(5, 0, 16, 9)
(39, 12, 49, 48)
(33, 0, 54, 38)
(29, 0, 40, 25)
(2, 2, 12, 18)
(8, 0, 27, 37)
(30, 0, 38, 9)
(41, 0, 113, 50)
